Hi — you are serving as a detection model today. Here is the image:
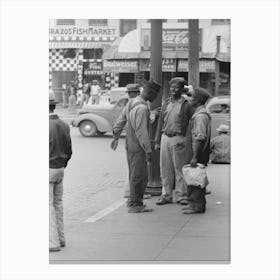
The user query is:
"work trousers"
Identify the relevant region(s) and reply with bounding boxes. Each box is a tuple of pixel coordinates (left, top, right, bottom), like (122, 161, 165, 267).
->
(80, 93, 90, 108)
(186, 185, 206, 212)
(49, 168, 65, 249)
(126, 150, 148, 208)
(91, 95, 99, 105)
(160, 134, 188, 202)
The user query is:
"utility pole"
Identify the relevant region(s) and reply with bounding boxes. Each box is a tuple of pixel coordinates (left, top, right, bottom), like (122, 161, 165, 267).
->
(215, 35, 221, 96)
(145, 19, 163, 196)
(188, 19, 200, 89)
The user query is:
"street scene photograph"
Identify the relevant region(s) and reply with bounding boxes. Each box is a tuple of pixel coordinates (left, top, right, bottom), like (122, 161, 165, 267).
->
(49, 18, 231, 263)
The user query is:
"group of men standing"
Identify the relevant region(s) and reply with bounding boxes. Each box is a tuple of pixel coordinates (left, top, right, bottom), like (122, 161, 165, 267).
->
(111, 77, 212, 215)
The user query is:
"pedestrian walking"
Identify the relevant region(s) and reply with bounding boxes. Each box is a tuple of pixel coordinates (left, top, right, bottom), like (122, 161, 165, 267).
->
(210, 124, 230, 163)
(49, 91, 72, 252)
(90, 80, 101, 105)
(182, 87, 211, 214)
(111, 80, 161, 213)
(80, 80, 91, 108)
(154, 77, 195, 206)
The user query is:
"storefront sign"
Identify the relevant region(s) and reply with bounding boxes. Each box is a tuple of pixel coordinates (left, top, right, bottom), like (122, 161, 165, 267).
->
(177, 60, 215, 72)
(83, 60, 103, 76)
(141, 28, 202, 51)
(140, 59, 176, 72)
(49, 26, 117, 41)
(103, 60, 139, 73)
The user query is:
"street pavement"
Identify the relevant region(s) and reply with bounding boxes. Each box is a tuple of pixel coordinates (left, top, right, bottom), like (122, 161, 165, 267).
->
(49, 106, 230, 264)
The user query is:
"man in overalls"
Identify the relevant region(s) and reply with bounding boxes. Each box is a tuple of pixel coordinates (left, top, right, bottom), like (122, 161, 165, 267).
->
(111, 80, 161, 213)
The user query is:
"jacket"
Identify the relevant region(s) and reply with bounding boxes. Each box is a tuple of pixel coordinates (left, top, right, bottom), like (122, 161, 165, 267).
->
(49, 114, 72, 168)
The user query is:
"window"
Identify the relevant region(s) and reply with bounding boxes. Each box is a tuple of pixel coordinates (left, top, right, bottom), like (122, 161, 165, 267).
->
(147, 19, 167, 23)
(208, 103, 230, 114)
(211, 19, 230, 25)
(63, 49, 76, 59)
(88, 19, 108, 26)
(178, 19, 188, 22)
(56, 19, 75, 25)
(83, 49, 103, 60)
(120, 19, 137, 36)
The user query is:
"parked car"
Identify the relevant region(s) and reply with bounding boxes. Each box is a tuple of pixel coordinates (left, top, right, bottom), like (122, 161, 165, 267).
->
(108, 87, 128, 103)
(206, 95, 230, 138)
(72, 97, 129, 137)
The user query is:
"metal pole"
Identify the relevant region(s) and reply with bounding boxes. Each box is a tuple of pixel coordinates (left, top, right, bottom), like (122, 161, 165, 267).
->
(215, 35, 221, 96)
(188, 19, 200, 89)
(145, 19, 163, 196)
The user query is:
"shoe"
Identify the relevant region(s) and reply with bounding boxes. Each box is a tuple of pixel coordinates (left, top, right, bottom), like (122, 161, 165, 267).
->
(60, 241, 65, 247)
(156, 197, 172, 205)
(179, 199, 189, 205)
(181, 205, 191, 211)
(49, 247, 61, 252)
(128, 206, 153, 213)
(183, 209, 205, 214)
(143, 194, 152, 199)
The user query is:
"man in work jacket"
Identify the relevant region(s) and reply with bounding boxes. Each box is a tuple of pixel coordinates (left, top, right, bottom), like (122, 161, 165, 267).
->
(182, 87, 211, 214)
(49, 91, 72, 252)
(111, 80, 161, 213)
(154, 77, 195, 206)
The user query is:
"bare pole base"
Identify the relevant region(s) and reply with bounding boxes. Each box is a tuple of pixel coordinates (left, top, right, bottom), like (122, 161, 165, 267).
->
(145, 181, 162, 196)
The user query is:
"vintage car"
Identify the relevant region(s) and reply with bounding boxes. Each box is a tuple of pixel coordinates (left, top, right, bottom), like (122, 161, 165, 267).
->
(206, 95, 230, 138)
(72, 94, 230, 138)
(72, 97, 129, 137)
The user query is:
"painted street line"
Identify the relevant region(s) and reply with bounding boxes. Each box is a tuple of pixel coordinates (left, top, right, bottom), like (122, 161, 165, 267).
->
(83, 198, 126, 223)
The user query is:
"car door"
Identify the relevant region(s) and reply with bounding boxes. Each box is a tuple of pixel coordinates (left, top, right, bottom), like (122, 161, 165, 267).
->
(208, 103, 230, 138)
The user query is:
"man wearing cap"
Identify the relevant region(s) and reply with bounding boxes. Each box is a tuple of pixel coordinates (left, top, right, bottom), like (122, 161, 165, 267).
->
(182, 87, 211, 214)
(90, 80, 101, 104)
(111, 80, 161, 213)
(210, 124, 230, 164)
(49, 91, 72, 252)
(155, 77, 195, 206)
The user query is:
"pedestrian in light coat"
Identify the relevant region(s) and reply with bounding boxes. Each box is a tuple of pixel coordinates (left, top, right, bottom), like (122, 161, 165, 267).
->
(111, 80, 161, 213)
(49, 91, 72, 252)
(182, 87, 211, 214)
(155, 77, 195, 206)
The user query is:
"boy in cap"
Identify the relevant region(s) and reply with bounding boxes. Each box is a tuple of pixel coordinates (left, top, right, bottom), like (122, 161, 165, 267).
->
(49, 91, 72, 251)
(210, 124, 230, 163)
(90, 80, 101, 104)
(111, 80, 161, 213)
(155, 77, 195, 206)
(182, 87, 211, 214)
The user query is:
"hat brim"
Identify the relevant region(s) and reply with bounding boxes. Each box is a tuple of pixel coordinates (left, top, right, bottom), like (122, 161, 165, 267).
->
(216, 128, 229, 132)
(49, 100, 58, 105)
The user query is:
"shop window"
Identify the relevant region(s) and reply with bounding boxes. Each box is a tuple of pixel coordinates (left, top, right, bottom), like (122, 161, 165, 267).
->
(63, 49, 76, 59)
(88, 19, 108, 26)
(120, 19, 137, 37)
(211, 19, 230, 25)
(83, 49, 103, 59)
(57, 19, 75, 25)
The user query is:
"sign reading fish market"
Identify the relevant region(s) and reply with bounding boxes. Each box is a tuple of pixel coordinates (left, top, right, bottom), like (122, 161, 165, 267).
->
(49, 26, 117, 42)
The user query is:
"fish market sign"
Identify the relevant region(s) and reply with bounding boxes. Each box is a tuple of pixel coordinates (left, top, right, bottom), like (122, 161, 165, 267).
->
(141, 28, 202, 51)
(49, 26, 117, 41)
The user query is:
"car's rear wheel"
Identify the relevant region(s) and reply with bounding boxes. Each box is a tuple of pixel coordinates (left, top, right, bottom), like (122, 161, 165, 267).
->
(79, 120, 97, 137)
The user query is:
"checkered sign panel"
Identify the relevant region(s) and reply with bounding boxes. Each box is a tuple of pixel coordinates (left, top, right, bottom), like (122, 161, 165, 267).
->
(49, 49, 78, 71)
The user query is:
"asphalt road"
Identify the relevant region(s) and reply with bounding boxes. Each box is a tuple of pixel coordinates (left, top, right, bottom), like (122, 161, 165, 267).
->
(63, 128, 128, 226)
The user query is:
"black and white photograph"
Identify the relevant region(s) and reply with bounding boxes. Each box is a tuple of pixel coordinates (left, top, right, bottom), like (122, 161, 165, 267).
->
(48, 18, 231, 263)
(1, 0, 280, 279)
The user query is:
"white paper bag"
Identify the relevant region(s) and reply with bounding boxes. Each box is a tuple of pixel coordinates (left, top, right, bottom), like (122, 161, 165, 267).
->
(182, 164, 209, 188)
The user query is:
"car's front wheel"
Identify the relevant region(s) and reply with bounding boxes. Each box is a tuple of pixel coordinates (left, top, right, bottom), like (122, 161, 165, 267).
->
(79, 120, 97, 137)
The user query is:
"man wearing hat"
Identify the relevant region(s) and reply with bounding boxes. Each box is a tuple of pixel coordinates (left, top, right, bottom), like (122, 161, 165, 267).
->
(90, 80, 101, 104)
(49, 91, 72, 252)
(210, 124, 230, 163)
(111, 80, 161, 213)
(155, 77, 195, 206)
(182, 87, 211, 214)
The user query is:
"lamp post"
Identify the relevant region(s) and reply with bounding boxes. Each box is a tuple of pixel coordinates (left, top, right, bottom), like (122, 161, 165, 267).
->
(145, 19, 163, 196)
(188, 19, 200, 90)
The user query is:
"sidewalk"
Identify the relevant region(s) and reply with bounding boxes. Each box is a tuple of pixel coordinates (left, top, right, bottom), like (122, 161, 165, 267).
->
(50, 164, 230, 264)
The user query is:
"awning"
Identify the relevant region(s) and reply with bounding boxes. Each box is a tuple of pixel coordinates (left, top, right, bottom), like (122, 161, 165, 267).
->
(215, 53, 231, 62)
(49, 41, 111, 49)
